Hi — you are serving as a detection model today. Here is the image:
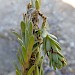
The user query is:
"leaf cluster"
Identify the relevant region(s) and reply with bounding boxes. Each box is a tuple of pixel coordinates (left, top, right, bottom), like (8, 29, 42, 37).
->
(12, 0, 67, 75)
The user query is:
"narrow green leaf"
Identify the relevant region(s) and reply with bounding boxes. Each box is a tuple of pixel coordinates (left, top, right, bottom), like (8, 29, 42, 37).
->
(57, 50, 64, 58)
(50, 42, 58, 52)
(17, 54, 23, 66)
(49, 35, 61, 50)
(36, 66, 40, 75)
(51, 42, 64, 58)
(25, 30, 29, 48)
(35, 52, 40, 65)
(37, 56, 43, 75)
(41, 68, 44, 75)
(22, 46, 28, 62)
(43, 38, 46, 54)
(18, 38, 23, 46)
(15, 65, 21, 75)
(20, 21, 25, 33)
(58, 54, 63, 61)
(27, 35, 34, 59)
(35, 0, 40, 10)
(49, 34, 57, 40)
(49, 52, 52, 66)
(57, 60, 62, 69)
(12, 31, 22, 39)
(52, 61, 56, 70)
(46, 36, 51, 51)
(16, 70, 20, 75)
(52, 54, 58, 63)
(17, 49, 24, 66)
(38, 0, 41, 8)
(22, 32, 25, 44)
(27, 65, 35, 75)
(39, 64, 43, 75)
(28, 22, 33, 36)
(21, 21, 26, 44)
(62, 61, 67, 66)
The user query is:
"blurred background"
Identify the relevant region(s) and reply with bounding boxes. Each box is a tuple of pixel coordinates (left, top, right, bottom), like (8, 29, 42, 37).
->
(0, 0, 75, 75)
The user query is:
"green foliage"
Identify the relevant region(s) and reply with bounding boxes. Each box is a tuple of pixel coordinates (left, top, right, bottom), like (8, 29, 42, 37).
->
(30, 0, 41, 9)
(27, 65, 35, 75)
(42, 34, 67, 70)
(35, 0, 40, 10)
(12, 0, 67, 75)
(15, 65, 22, 75)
